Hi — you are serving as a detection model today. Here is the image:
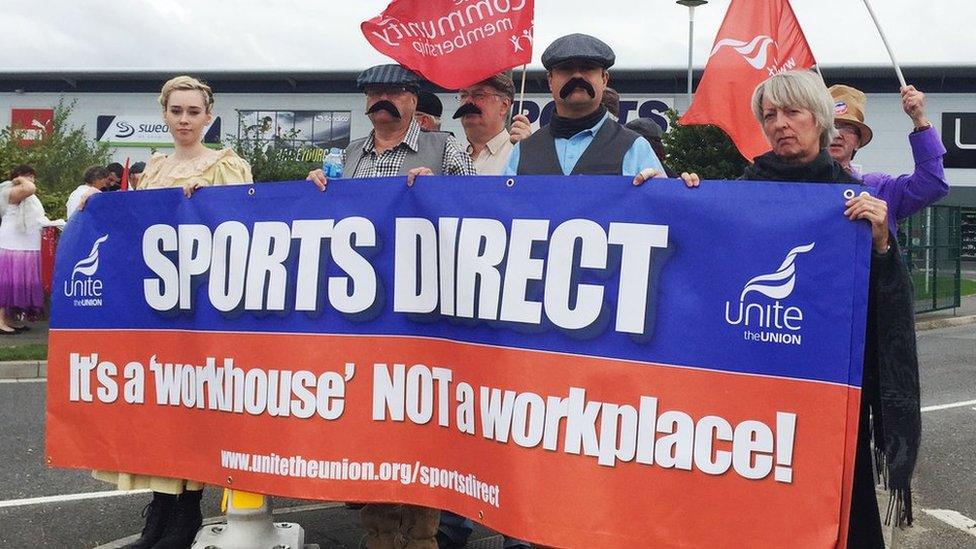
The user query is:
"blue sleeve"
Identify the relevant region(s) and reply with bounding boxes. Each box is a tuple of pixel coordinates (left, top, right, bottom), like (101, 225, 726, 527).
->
(503, 143, 521, 176)
(622, 137, 665, 177)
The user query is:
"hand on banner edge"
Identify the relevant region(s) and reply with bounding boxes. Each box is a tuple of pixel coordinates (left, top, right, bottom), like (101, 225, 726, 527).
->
(844, 191, 890, 253)
(307, 168, 328, 192)
(406, 167, 434, 187)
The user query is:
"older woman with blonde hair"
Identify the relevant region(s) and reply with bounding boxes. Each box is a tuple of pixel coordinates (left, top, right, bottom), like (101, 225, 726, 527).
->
(742, 70, 920, 549)
(91, 75, 253, 549)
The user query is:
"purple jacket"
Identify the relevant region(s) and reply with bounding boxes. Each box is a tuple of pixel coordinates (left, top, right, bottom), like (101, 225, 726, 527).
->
(859, 127, 949, 235)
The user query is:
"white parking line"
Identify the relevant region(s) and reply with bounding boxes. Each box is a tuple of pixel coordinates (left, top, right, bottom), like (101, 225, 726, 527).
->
(921, 399, 976, 413)
(0, 378, 46, 384)
(0, 489, 150, 509)
(923, 509, 976, 538)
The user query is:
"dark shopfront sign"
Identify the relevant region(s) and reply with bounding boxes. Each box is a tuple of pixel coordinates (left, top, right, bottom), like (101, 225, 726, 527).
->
(943, 112, 976, 169)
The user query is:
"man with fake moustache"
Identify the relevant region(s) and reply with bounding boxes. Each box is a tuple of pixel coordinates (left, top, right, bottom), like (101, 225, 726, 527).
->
(308, 64, 473, 189)
(503, 33, 665, 183)
(451, 73, 521, 176)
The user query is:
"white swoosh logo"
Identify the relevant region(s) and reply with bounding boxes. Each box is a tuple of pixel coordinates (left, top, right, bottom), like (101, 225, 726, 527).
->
(739, 243, 815, 301)
(71, 235, 108, 278)
(710, 35, 776, 70)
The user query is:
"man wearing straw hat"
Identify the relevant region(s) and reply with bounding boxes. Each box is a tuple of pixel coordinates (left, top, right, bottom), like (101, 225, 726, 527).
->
(827, 84, 949, 234)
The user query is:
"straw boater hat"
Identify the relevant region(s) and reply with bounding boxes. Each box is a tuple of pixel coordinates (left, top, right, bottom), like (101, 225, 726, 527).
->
(828, 84, 873, 148)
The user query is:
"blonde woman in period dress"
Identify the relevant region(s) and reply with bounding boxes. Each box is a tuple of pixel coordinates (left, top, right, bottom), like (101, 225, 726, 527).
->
(93, 75, 252, 549)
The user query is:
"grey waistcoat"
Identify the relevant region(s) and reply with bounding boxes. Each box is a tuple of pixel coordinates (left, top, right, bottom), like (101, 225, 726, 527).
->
(516, 119, 640, 175)
(344, 130, 450, 177)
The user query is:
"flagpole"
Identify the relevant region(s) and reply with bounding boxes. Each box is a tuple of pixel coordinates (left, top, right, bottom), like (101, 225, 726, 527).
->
(517, 63, 528, 116)
(861, 0, 907, 88)
(677, 0, 708, 107)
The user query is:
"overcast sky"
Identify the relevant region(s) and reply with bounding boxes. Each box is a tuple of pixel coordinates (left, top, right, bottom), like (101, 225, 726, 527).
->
(2, 0, 971, 73)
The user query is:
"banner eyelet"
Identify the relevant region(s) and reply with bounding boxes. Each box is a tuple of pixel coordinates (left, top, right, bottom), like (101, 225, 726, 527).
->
(248, 187, 256, 196)
(506, 178, 515, 187)
(843, 189, 855, 200)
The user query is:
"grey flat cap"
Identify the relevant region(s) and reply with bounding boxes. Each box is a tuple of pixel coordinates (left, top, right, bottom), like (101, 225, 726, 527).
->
(541, 33, 615, 70)
(625, 118, 665, 140)
(356, 64, 421, 91)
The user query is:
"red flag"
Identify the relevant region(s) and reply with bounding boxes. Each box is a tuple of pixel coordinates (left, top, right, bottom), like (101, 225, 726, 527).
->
(121, 157, 130, 191)
(680, 0, 816, 161)
(362, 0, 534, 89)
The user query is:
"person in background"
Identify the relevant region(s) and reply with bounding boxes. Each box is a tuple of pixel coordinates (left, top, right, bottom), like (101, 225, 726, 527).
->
(827, 84, 949, 235)
(128, 161, 146, 189)
(438, 71, 531, 549)
(601, 86, 620, 120)
(90, 75, 253, 549)
(0, 165, 49, 334)
(415, 91, 444, 132)
(105, 162, 124, 191)
(452, 73, 519, 176)
(625, 118, 677, 177)
(66, 165, 112, 219)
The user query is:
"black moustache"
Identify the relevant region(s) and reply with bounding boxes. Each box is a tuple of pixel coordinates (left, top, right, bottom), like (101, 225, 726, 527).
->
(365, 100, 401, 118)
(559, 77, 596, 99)
(452, 102, 483, 119)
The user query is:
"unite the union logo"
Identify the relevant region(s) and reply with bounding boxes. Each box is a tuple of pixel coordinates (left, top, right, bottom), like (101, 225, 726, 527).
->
(724, 243, 814, 346)
(64, 235, 108, 307)
(710, 35, 798, 75)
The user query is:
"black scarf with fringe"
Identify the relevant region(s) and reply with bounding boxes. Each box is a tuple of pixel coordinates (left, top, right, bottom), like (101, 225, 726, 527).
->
(741, 149, 922, 526)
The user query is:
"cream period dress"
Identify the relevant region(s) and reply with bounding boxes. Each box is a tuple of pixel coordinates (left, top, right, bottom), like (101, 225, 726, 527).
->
(93, 147, 253, 494)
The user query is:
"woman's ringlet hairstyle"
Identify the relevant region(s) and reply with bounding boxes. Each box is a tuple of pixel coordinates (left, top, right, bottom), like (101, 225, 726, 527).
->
(9, 164, 36, 180)
(751, 70, 838, 149)
(158, 75, 215, 113)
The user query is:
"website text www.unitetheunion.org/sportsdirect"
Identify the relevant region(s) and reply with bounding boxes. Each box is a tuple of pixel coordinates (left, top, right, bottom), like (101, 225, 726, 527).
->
(220, 450, 501, 508)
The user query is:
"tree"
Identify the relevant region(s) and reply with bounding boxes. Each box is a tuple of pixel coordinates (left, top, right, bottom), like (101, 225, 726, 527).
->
(661, 109, 748, 180)
(226, 121, 320, 183)
(0, 100, 112, 219)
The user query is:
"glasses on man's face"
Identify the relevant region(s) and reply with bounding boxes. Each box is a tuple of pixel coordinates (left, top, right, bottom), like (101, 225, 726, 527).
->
(364, 86, 410, 99)
(835, 123, 861, 139)
(456, 91, 504, 103)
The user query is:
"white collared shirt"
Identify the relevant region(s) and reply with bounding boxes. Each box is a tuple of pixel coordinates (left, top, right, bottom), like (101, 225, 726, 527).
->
(467, 129, 514, 176)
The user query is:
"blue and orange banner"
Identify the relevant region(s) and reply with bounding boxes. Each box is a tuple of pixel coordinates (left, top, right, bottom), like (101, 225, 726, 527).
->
(46, 176, 871, 548)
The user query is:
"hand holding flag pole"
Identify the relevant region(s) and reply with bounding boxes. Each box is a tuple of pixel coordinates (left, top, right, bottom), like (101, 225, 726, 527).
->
(861, 0, 907, 88)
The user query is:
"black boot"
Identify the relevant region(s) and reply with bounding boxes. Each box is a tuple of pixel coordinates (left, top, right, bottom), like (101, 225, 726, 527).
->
(151, 489, 203, 549)
(123, 492, 176, 549)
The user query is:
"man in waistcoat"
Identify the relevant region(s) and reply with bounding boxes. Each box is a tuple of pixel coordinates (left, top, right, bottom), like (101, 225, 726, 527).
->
(503, 33, 664, 180)
(306, 64, 471, 549)
(308, 64, 474, 189)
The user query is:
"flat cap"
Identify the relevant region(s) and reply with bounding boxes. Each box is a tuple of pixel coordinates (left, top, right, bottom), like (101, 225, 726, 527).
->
(625, 118, 664, 141)
(356, 64, 421, 92)
(541, 33, 615, 70)
(416, 92, 443, 118)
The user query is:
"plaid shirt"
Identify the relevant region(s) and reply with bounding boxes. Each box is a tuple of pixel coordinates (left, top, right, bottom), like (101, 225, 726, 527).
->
(344, 119, 475, 178)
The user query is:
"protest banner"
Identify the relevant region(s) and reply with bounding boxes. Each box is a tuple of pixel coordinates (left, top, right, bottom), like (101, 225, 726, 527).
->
(362, 0, 534, 89)
(47, 176, 870, 548)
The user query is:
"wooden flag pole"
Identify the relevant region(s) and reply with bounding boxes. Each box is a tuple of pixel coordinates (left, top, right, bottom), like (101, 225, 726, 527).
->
(861, 0, 907, 88)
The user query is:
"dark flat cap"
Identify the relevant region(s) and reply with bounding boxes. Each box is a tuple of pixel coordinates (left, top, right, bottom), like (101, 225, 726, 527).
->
(356, 64, 421, 91)
(416, 92, 443, 118)
(541, 33, 615, 70)
(625, 118, 665, 141)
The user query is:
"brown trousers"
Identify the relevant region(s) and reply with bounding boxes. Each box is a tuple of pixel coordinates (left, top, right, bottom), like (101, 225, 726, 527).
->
(360, 503, 440, 549)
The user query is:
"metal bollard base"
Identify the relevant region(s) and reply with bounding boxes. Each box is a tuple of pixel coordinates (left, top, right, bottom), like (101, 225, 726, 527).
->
(191, 491, 312, 549)
(192, 521, 309, 549)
